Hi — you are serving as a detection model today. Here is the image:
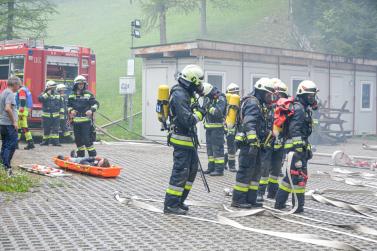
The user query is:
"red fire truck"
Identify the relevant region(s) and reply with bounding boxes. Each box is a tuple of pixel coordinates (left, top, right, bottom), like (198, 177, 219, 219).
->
(0, 39, 96, 131)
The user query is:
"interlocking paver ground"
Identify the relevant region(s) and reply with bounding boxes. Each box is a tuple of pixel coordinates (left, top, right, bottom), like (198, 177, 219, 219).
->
(1, 138, 377, 250)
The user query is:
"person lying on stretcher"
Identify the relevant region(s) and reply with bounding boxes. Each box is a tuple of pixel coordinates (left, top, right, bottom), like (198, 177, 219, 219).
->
(57, 155, 111, 167)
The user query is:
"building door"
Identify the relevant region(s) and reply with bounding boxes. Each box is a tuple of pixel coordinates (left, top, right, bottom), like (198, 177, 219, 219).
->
(145, 67, 169, 138)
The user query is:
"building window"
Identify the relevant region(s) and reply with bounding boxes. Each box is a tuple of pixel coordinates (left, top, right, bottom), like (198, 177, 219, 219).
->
(291, 78, 304, 96)
(361, 82, 372, 111)
(206, 72, 225, 92)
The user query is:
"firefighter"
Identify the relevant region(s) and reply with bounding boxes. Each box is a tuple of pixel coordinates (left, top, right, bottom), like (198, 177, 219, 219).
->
(16, 83, 35, 150)
(68, 75, 99, 157)
(257, 79, 288, 202)
(224, 83, 240, 172)
(274, 80, 319, 213)
(202, 82, 227, 176)
(56, 84, 71, 141)
(38, 80, 62, 146)
(164, 64, 205, 215)
(231, 78, 276, 208)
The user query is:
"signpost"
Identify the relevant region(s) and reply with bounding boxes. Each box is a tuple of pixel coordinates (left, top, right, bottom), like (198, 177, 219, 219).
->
(119, 76, 136, 130)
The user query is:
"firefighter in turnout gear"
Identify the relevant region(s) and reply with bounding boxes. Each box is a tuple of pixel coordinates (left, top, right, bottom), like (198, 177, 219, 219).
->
(164, 64, 205, 215)
(68, 75, 99, 157)
(231, 78, 276, 208)
(16, 84, 35, 150)
(202, 83, 227, 176)
(224, 83, 240, 172)
(39, 80, 62, 146)
(56, 84, 71, 141)
(257, 79, 289, 201)
(274, 80, 319, 213)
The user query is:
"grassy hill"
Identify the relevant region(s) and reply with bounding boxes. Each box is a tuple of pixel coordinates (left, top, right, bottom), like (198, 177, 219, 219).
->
(46, 0, 294, 139)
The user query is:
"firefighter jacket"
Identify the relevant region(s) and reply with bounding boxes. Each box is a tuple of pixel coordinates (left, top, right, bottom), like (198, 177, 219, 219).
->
(68, 90, 99, 123)
(262, 103, 274, 148)
(59, 95, 68, 120)
(38, 91, 62, 118)
(168, 84, 201, 148)
(235, 94, 267, 147)
(284, 100, 313, 152)
(203, 93, 226, 129)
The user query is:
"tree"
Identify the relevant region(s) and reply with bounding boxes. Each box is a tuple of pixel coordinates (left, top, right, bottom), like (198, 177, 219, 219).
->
(293, 0, 377, 58)
(0, 0, 57, 40)
(139, 0, 195, 44)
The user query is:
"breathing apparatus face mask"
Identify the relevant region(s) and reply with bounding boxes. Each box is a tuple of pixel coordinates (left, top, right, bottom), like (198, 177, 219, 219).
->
(194, 79, 204, 96)
(305, 93, 318, 109)
(264, 91, 277, 105)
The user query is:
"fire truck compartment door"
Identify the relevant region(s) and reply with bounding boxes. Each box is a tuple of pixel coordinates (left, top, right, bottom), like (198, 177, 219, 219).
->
(46, 56, 78, 66)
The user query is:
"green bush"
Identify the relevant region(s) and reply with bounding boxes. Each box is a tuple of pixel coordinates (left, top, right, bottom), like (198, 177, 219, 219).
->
(0, 167, 40, 193)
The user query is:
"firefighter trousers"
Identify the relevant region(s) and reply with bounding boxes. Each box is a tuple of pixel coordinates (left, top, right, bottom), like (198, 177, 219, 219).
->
(275, 153, 307, 210)
(164, 146, 198, 208)
(266, 149, 285, 198)
(18, 115, 33, 142)
(226, 133, 236, 169)
(258, 148, 273, 196)
(60, 118, 70, 138)
(42, 116, 60, 145)
(206, 128, 225, 173)
(232, 145, 261, 205)
(73, 120, 96, 157)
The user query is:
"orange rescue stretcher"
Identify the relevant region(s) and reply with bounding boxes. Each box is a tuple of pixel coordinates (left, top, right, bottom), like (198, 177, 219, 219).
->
(53, 157, 121, 178)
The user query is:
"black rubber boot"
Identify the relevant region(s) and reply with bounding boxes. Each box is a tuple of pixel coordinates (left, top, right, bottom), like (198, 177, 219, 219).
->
(267, 183, 279, 199)
(24, 141, 35, 150)
(274, 189, 289, 210)
(247, 190, 263, 207)
(232, 190, 252, 208)
(164, 206, 188, 215)
(292, 193, 305, 213)
(231, 202, 252, 209)
(224, 153, 228, 170)
(210, 170, 224, 176)
(70, 150, 77, 158)
(40, 141, 49, 146)
(179, 203, 189, 211)
(203, 162, 215, 174)
(52, 143, 62, 146)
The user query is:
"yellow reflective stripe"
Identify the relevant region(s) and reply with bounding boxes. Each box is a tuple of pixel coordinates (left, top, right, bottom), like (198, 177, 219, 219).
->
(268, 177, 279, 184)
(249, 185, 259, 191)
(284, 143, 293, 149)
(169, 137, 194, 147)
(50, 135, 59, 139)
(78, 146, 86, 151)
(292, 188, 306, 193)
(42, 112, 60, 118)
(214, 159, 224, 164)
(279, 184, 292, 193)
(274, 144, 282, 149)
(247, 134, 257, 140)
(166, 188, 183, 196)
(235, 136, 244, 141)
(87, 146, 95, 151)
(73, 117, 90, 122)
(204, 123, 223, 128)
(84, 94, 91, 98)
(184, 184, 192, 190)
(233, 185, 248, 192)
(259, 179, 269, 185)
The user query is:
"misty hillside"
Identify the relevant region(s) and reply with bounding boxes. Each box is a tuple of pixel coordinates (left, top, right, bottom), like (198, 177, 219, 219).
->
(46, 0, 295, 137)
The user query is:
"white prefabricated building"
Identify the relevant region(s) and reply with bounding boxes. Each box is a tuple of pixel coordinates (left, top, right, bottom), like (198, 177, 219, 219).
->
(133, 39, 377, 143)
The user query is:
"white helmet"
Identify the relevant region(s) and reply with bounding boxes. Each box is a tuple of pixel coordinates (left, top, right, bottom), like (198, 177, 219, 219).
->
(45, 80, 57, 90)
(254, 77, 275, 94)
(297, 80, 318, 95)
(226, 83, 239, 94)
(74, 75, 87, 84)
(56, 84, 67, 92)
(180, 65, 204, 86)
(202, 82, 213, 96)
(271, 78, 288, 96)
